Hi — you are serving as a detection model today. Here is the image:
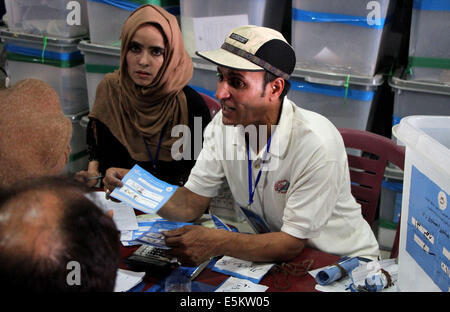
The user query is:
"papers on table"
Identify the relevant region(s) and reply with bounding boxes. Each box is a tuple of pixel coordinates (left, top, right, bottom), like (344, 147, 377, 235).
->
(110, 164, 178, 214)
(309, 258, 399, 292)
(215, 277, 268, 292)
(114, 269, 145, 292)
(351, 259, 399, 292)
(120, 214, 191, 248)
(212, 256, 274, 284)
(85, 191, 138, 231)
(136, 220, 191, 249)
(120, 213, 164, 246)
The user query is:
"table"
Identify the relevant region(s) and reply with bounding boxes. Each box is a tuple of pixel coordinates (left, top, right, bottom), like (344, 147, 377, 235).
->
(120, 244, 340, 292)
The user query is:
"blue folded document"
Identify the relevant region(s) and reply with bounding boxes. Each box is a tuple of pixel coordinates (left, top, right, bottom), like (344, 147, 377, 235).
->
(315, 257, 360, 285)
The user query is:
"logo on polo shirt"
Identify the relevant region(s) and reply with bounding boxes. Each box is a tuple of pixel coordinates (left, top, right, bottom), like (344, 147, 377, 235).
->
(274, 180, 290, 194)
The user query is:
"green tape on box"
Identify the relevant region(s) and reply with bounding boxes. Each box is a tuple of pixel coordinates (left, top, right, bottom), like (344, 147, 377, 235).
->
(408, 56, 450, 69)
(379, 218, 398, 230)
(7, 52, 84, 68)
(85, 64, 119, 74)
(69, 150, 88, 162)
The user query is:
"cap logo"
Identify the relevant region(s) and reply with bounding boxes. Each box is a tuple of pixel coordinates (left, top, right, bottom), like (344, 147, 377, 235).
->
(229, 33, 248, 44)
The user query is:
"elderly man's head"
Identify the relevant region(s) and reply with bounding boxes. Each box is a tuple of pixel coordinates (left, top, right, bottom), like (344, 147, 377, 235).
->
(0, 176, 120, 291)
(0, 79, 72, 187)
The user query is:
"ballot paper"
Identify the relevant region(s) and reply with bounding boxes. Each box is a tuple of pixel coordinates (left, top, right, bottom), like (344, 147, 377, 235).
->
(120, 213, 233, 247)
(110, 164, 178, 214)
(114, 269, 146, 292)
(136, 220, 192, 249)
(120, 213, 164, 246)
(215, 277, 268, 292)
(85, 191, 138, 231)
(212, 256, 274, 284)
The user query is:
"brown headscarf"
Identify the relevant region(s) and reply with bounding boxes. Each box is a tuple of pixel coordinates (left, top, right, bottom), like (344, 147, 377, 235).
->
(0, 79, 72, 187)
(89, 5, 193, 162)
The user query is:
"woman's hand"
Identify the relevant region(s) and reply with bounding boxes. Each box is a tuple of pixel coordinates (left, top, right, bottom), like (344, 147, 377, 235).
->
(103, 167, 130, 198)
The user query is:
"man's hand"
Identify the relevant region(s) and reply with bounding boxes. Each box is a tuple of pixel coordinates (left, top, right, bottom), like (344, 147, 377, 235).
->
(75, 160, 101, 188)
(163, 225, 226, 267)
(164, 226, 307, 265)
(75, 170, 101, 188)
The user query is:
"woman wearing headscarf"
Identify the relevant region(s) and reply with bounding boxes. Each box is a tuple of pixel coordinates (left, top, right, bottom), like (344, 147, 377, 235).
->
(78, 5, 211, 187)
(0, 79, 72, 187)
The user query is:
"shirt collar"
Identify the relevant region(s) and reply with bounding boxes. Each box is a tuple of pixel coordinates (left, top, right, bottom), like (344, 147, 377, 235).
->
(230, 96, 293, 159)
(267, 96, 293, 158)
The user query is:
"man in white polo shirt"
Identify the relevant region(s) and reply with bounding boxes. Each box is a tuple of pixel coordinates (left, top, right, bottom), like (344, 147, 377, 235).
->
(104, 25, 379, 265)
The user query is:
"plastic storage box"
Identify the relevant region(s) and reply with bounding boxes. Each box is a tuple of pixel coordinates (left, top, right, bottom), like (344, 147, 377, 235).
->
(63, 111, 89, 174)
(396, 115, 450, 292)
(408, 0, 450, 83)
(87, 0, 180, 46)
(389, 69, 450, 127)
(291, 0, 395, 76)
(5, 0, 89, 38)
(78, 40, 120, 111)
(378, 165, 403, 250)
(180, 0, 287, 57)
(288, 67, 384, 131)
(0, 29, 88, 115)
(188, 58, 218, 99)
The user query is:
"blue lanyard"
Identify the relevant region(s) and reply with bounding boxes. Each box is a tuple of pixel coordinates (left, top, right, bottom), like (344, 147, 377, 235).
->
(143, 125, 167, 168)
(247, 135, 272, 207)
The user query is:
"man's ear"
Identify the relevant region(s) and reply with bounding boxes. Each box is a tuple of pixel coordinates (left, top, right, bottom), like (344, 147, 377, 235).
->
(64, 145, 72, 165)
(270, 77, 285, 99)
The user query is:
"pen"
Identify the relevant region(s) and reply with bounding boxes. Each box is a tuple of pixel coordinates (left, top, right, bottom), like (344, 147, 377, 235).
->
(87, 175, 103, 181)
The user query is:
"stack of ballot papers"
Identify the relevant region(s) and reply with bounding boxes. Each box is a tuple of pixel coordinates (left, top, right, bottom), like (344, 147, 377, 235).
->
(211, 256, 274, 292)
(215, 277, 268, 292)
(85, 191, 139, 232)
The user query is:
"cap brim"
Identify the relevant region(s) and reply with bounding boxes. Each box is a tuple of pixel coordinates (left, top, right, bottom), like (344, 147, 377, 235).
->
(196, 49, 264, 72)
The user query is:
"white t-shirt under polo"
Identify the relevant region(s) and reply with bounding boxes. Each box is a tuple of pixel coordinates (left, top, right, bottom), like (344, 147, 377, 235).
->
(185, 97, 380, 260)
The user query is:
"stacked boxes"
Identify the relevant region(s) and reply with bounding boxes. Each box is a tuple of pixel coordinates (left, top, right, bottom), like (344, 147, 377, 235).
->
(1, 29, 88, 114)
(181, 0, 287, 58)
(389, 68, 450, 127)
(78, 40, 120, 111)
(87, 0, 180, 46)
(2, 0, 90, 173)
(288, 68, 384, 131)
(5, 0, 89, 38)
(289, 0, 395, 132)
(408, 0, 450, 83)
(188, 58, 217, 99)
(291, 0, 395, 77)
